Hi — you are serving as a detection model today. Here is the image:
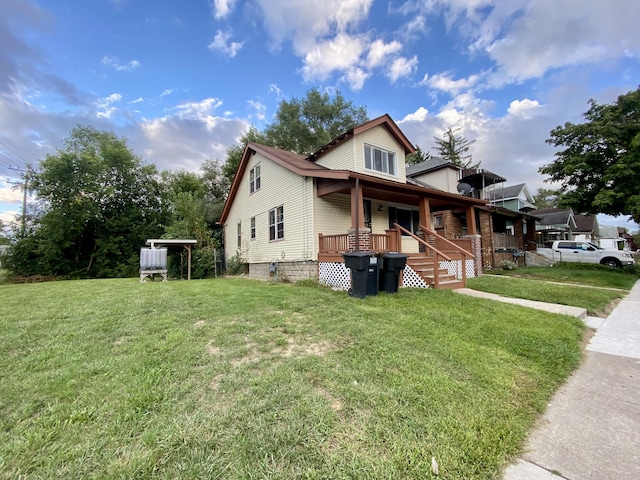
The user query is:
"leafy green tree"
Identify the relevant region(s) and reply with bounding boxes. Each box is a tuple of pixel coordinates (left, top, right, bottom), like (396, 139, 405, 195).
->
(405, 145, 431, 165)
(533, 188, 563, 209)
(263, 88, 368, 155)
(9, 125, 169, 277)
(541, 88, 640, 222)
(223, 89, 368, 186)
(433, 127, 479, 168)
(222, 127, 268, 187)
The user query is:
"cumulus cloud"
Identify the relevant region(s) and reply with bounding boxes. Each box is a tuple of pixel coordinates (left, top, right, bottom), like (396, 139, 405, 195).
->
(208, 30, 244, 57)
(387, 55, 418, 83)
(101, 56, 141, 72)
(247, 99, 266, 121)
(300, 33, 366, 81)
(366, 39, 402, 69)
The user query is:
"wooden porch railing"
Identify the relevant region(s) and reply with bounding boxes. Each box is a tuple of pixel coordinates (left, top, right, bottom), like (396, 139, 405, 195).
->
(318, 233, 350, 253)
(492, 232, 519, 250)
(393, 223, 461, 289)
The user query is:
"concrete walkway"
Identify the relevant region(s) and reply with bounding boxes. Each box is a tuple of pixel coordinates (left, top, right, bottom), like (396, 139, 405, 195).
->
(472, 280, 640, 480)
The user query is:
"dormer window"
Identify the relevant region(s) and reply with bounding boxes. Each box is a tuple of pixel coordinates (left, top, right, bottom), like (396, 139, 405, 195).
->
(250, 164, 261, 194)
(364, 144, 396, 176)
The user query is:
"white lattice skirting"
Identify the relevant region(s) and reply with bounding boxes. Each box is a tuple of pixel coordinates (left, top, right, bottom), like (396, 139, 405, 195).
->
(438, 259, 476, 279)
(319, 262, 351, 290)
(319, 259, 476, 291)
(401, 265, 429, 288)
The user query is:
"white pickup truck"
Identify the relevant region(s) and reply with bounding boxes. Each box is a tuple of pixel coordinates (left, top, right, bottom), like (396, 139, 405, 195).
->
(537, 240, 635, 268)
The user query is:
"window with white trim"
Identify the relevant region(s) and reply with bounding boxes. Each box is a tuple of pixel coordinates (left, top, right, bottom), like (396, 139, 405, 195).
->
(364, 144, 396, 176)
(237, 222, 242, 248)
(269, 206, 284, 241)
(250, 217, 256, 240)
(249, 164, 261, 194)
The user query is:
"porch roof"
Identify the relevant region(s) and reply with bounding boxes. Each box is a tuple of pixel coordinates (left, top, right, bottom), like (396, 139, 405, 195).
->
(317, 173, 487, 210)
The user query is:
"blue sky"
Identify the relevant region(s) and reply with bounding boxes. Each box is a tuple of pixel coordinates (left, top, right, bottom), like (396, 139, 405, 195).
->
(1, 0, 639, 232)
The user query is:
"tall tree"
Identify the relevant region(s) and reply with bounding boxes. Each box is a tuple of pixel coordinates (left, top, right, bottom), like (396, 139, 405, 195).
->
(433, 127, 479, 168)
(222, 89, 368, 187)
(405, 145, 431, 165)
(222, 127, 268, 187)
(541, 88, 640, 222)
(9, 126, 169, 277)
(263, 88, 369, 155)
(533, 188, 563, 209)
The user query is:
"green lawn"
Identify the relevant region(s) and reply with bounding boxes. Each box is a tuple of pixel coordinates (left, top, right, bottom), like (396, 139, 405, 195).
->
(482, 264, 639, 290)
(0, 278, 584, 479)
(468, 264, 638, 317)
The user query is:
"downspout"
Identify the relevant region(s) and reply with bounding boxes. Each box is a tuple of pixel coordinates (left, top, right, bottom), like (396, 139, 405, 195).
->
(354, 177, 360, 251)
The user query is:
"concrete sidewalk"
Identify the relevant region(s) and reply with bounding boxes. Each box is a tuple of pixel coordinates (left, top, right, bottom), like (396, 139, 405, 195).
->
(501, 280, 640, 480)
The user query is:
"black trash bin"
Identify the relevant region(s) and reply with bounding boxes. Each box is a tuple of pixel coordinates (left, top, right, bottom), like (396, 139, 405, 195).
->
(343, 252, 380, 298)
(379, 253, 408, 293)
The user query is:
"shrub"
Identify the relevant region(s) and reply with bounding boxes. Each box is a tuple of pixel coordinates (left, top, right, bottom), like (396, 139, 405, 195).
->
(498, 260, 517, 270)
(225, 252, 247, 276)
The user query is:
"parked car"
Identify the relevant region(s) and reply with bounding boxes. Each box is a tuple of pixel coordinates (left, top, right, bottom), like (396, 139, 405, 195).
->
(537, 241, 634, 268)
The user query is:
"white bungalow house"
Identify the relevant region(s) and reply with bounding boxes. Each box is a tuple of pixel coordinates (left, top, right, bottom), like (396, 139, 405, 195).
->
(219, 115, 489, 289)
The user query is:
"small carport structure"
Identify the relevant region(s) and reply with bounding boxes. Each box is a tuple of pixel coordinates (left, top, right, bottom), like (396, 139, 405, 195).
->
(145, 239, 198, 280)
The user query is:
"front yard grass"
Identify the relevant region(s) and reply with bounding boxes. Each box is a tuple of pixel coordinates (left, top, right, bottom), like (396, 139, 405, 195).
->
(468, 264, 638, 317)
(0, 278, 584, 479)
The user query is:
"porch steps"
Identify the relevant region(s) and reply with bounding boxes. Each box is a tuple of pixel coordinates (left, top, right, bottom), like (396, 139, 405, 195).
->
(405, 255, 465, 290)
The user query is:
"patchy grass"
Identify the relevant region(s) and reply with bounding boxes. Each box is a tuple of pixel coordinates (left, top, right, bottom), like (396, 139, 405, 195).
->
(0, 278, 584, 479)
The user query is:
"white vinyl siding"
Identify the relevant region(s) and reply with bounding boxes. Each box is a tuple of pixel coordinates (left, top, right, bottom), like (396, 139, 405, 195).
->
(355, 127, 406, 182)
(312, 139, 355, 170)
(224, 152, 314, 263)
(413, 168, 461, 193)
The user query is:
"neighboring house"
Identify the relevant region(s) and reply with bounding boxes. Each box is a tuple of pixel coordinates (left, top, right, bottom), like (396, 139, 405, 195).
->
(482, 183, 536, 212)
(573, 214, 599, 243)
(598, 226, 628, 250)
(219, 114, 488, 289)
(530, 208, 577, 245)
(405, 165, 538, 268)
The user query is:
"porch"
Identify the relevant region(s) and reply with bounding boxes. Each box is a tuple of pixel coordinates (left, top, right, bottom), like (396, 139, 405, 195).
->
(318, 224, 476, 290)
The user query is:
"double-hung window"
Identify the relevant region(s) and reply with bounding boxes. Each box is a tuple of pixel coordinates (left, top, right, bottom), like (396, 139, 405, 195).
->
(269, 206, 284, 241)
(250, 164, 261, 194)
(250, 217, 256, 240)
(364, 144, 396, 176)
(237, 222, 242, 248)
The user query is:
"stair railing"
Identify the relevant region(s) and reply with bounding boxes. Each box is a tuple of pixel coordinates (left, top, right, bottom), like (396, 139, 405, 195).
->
(393, 223, 451, 289)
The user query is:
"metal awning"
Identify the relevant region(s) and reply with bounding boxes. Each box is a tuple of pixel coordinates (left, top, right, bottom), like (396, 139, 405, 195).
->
(145, 239, 198, 280)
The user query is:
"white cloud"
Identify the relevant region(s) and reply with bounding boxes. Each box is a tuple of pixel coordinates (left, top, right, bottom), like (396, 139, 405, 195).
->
(95, 93, 122, 119)
(0, 183, 23, 203)
(208, 30, 244, 57)
(366, 39, 402, 69)
(211, 0, 236, 19)
(343, 67, 370, 91)
(300, 33, 366, 81)
(160, 89, 173, 98)
(386, 55, 418, 83)
(0, 208, 19, 227)
(400, 106, 429, 123)
(101, 56, 141, 72)
(507, 99, 542, 119)
(425, 72, 481, 95)
(130, 97, 144, 104)
(247, 100, 266, 121)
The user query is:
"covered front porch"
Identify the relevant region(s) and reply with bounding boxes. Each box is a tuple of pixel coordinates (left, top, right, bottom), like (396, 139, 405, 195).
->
(314, 174, 487, 290)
